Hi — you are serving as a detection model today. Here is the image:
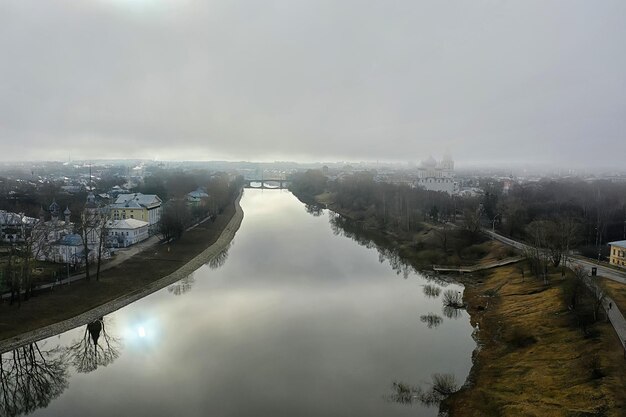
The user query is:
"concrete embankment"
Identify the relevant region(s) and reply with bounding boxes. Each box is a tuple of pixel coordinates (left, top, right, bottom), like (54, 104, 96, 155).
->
(0, 192, 245, 354)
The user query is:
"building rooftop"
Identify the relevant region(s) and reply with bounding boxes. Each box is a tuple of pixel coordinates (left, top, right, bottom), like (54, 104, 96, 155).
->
(609, 240, 626, 248)
(106, 219, 149, 229)
(113, 193, 162, 209)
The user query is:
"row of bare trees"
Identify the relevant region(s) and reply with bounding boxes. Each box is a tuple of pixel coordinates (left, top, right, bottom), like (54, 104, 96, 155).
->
(0, 316, 121, 417)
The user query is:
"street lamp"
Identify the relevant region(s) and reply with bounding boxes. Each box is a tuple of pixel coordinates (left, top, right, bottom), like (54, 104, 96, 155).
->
(492, 213, 500, 234)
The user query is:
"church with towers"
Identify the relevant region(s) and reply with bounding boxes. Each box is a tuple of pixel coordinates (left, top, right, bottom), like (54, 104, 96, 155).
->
(36, 192, 107, 265)
(414, 153, 457, 194)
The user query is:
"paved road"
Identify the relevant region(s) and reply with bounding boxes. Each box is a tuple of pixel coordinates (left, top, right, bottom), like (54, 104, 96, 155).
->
(484, 228, 626, 351)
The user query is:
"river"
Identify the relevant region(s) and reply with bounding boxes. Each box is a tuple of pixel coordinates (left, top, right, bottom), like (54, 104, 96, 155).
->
(1, 189, 475, 417)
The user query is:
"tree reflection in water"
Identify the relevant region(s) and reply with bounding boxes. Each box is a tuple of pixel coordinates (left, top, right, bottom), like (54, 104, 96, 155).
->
(423, 284, 441, 298)
(387, 374, 459, 407)
(168, 273, 196, 296)
(328, 212, 414, 279)
(0, 342, 69, 417)
(304, 203, 324, 217)
(64, 317, 121, 374)
(442, 305, 463, 319)
(420, 313, 443, 329)
(207, 242, 232, 270)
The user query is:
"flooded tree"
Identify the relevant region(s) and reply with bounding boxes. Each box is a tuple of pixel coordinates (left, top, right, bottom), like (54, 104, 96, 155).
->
(443, 305, 463, 319)
(442, 290, 464, 308)
(420, 313, 443, 329)
(64, 317, 120, 373)
(423, 284, 441, 298)
(0, 342, 69, 417)
(387, 373, 459, 407)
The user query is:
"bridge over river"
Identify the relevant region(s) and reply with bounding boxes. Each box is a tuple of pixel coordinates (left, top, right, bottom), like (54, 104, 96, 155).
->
(244, 179, 291, 189)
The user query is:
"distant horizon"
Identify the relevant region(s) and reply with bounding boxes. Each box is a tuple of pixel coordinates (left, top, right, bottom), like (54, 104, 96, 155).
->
(0, 156, 623, 175)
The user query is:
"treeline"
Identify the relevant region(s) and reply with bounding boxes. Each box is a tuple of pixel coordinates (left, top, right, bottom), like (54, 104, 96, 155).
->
(493, 179, 626, 260)
(290, 170, 476, 235)
(290, 170, 626, 261)
(158, 173, 244, 241)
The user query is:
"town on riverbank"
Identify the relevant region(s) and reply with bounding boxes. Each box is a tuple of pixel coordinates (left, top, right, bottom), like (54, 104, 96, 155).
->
(0, 163, 244, 345)
(3, 159, 626, 416)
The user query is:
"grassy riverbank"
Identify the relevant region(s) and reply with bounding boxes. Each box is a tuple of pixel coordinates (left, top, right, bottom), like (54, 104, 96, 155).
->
(296, 189, 626, 416)
(445, 266, 626, 417)
(0, 193, 241, 344)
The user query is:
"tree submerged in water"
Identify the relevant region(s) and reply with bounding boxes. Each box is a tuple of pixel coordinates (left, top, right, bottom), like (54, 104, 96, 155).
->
(387, 374, 459, 407)
(442, 290, 464, 308)
(423, 284, 442, 298)
(420, 313, 443, 329)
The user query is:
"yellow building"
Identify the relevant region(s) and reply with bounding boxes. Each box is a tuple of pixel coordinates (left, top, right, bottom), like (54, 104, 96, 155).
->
(109, 193, 162, 234)
(608, 240, 626, 268)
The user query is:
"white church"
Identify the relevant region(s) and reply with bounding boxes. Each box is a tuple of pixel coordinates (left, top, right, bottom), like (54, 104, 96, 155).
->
(414, 153, 457, 194)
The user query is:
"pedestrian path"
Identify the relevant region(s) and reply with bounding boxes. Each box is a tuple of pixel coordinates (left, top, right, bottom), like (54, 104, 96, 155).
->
(433, 256, 522, 273)
(484, 228, 626, 352)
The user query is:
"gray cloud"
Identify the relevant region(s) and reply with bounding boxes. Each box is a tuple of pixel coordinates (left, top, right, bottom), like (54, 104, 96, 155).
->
(0, 0, 624, 166)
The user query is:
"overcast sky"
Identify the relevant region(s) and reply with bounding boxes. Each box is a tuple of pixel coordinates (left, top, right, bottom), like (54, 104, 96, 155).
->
(0, 0, 624, 167)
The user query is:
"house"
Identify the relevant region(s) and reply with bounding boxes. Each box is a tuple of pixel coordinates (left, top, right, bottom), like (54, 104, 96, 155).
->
(109, 193, 162, 233)
(105, 218, 150, 248)
(187, 188, 209, 206)
(608, 240, 626, 269)
(0, 210, 28, 242)
(47, 234, 85, 264)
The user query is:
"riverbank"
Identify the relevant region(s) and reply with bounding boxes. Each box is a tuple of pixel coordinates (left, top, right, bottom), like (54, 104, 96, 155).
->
(294, 190, 626, 416)
(444, 265, 626, 416)
(0, 190, 244, 353)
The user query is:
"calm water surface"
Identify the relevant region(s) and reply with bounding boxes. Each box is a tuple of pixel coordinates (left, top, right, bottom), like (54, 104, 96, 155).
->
(3, 190, 475, 417)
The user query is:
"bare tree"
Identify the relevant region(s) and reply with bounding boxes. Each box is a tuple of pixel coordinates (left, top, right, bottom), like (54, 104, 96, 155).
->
(0, 342, 69, 417)
(586, 278, 607, 323)
(95, 206, 111, 281)
(64, 317, 120, 373)
(525, 220, 550, 284)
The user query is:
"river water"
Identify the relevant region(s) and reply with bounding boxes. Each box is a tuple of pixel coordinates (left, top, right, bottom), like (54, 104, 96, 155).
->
(1, 189, 475, 417)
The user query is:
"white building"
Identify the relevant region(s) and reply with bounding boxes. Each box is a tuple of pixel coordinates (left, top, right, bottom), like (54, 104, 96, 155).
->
(0, 210, 37, 243)
(109, 193, 162, 234)
(414, 154, 457, 194)
(187, 188, 209, 206)
(106, 218, 150, 248)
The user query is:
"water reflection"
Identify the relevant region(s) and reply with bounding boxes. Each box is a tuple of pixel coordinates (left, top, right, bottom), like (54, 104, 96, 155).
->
(168, 274, 196, 296)
(3, 190, 474, 417)
(420, 313, 443, 329)
(0, 343, 69, 417)
(207, 242, 232, 269)
(387, 374, 459, 407)
(423, 284, 441, 298)
(65, 317, 121, 373)
(304, 203, 324, 217)
(442, 305, 463, 319)
(328, 212, 414, 279)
